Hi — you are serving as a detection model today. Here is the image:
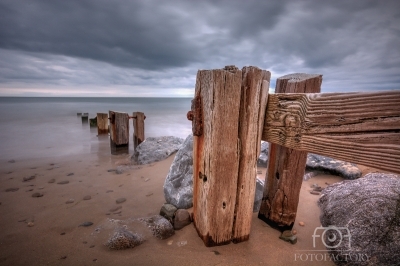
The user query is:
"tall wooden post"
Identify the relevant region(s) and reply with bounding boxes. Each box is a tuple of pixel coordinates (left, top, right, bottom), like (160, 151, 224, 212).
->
(109, 110, 129, 155)
(258, 73, 322, 231)
(132, 112, 145, 150)
(190, 66, 270, 247)
(97, 113, 109, 135)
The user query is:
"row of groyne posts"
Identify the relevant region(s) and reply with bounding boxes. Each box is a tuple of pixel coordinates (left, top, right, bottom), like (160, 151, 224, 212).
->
(187, 65, 400, 247)
(77, 111, 145, 154)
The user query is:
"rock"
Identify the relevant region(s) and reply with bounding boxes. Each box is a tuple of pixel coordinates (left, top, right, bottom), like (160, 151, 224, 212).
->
(163, 135, 193, 209)
(32, 192, 43, 197)
(105, 227, 143, 250)
(48, 179, 55, 183)
(115, 166, 125, 174)
(57, 180, 69, 185)
(83, 195, 91, 200)
(306, 153, 362, 179)
(298, 221, 305, 226)
(141, 215, 175, 239)
(66, 199, 74, 204)
(109, 206, 122, 212)
(27, 222, 34, 227)
(160, 203, 177, 223)
(79, 222, 93, 227)
(132, 136, 184, 165)
(257, 141, 269, 167)
(5, 187, 19, 192)
(173, 209, 191, 230)
(318, 172, 400, 265)
(67, 173, 74, 176)
(8, 159, 16, 163)
(116, 198, 126, 204)
(23, 175, 35, 182)
(279, 230, 297, 244)
(253, 178, 264, 212)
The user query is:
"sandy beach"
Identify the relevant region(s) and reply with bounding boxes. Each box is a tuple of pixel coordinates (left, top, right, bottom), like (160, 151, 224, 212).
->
(0, 147, 381, 266)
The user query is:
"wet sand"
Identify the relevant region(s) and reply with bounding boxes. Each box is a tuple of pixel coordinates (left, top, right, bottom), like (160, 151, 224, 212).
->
(0, 150, 378, 266)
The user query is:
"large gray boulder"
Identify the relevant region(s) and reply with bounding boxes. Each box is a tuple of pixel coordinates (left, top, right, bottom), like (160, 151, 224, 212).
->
(132, 136, 184, 165)
(306, 153, 362, 179)
(318, 172, 400, 265)
(164, 135, 193, 209)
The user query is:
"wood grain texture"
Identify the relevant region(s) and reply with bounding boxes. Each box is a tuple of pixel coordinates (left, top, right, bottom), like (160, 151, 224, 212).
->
(259, 73, 322, 230)
(232, 67, 270, 243)
(97, 113, 108, 135)
(132, 112, 145, 149)
(109, 110, 129, 145)
(262, 91, 400, 174)
(192, 67, 242, 246)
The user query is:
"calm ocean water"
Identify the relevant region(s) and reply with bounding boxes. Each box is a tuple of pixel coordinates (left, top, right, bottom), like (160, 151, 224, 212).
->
(0, 97, 192, 161)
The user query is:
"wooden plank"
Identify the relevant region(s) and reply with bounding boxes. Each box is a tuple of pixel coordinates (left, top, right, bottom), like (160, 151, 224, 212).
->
(258, 73, 322, 230)
(132, 112, 145, 149)
(109, 110, 129, 155)
(192, 66, 242, 247)
(232, 67, 270, 243)
(261, 91, 400, 174)
(97, 113, 108, 135)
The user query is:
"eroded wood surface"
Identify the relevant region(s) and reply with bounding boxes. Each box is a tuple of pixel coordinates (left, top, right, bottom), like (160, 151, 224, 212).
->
(133, 112, 145, 149)
(97, 113, 108, 135)
(109, 110, 129, 145)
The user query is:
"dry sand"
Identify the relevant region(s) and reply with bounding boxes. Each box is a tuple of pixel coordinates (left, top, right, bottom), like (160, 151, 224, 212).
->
(0, 150, 379, 266)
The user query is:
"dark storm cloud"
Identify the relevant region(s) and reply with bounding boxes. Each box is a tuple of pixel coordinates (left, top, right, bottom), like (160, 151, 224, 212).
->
(0, 0, 399, 96)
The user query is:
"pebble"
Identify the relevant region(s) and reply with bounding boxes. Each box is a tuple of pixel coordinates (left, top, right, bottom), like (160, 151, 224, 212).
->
(90, 245, 95, 248)
(106, 190, 113, 193)
(32, 192, 43, 198)
(5, 188, 19, 192)
(116, 198, 126, 204)
(299, 221, 305, 226)
(279, 230, 297, 244)
(109, 206, 122, 212)
(60, 232, 66, 235)
(292, 229, 297, 235)
(107, 169, 116, 172)
(67, 173, 74, 176)
(57, 180, 69, 185)
(27, 222, 34, 227)
(26, 189, 33, 192)
(23, 175, 35, 182)
(83, 195, 91, 200)
(66, 199, 75, 204)
(79, 222, 93, 227)
(48, 179, 55, 183)
(310, 191, 321, 195)
(8, 159, 16, 163)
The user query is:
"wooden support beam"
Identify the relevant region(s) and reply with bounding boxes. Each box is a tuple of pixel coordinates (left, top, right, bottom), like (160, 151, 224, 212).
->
(232, 67, 270, 243)
(109, 110, 129, 155)
(132, 112, 145, 150)
(258, 73, 322, 231)
(97, 113, 108, 135)
(261, 91, 400, 174)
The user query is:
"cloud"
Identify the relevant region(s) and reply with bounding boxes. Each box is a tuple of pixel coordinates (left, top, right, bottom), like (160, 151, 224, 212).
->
(0, 0, 399, 96)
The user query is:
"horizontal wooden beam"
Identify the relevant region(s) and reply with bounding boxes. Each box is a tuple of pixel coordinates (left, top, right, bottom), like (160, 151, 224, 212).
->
(261, 91, 400, 174)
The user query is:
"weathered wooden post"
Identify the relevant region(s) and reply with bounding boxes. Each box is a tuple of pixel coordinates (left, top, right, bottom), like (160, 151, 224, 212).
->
(97, 113, 108, 135)
(258, 73, 322, 231)
(132, 112, 145, 150)
(190, 66, 270, 246)
(109, 110, 129, 155)
(81, 113, 88, 124)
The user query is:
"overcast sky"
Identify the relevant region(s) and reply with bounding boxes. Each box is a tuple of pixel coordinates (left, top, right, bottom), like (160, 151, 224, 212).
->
(1, 0, 399, 97)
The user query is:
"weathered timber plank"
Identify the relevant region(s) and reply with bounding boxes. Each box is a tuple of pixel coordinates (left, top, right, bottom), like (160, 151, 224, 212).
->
(258, 73, 322, 230)
(97, 113, 108, 135)
(109, 110, 129, 145)
(261, 91, 400, 174)
(192, 67, 242, 246)
(232, 67, 270, 243)
(133, 112, 145, 149)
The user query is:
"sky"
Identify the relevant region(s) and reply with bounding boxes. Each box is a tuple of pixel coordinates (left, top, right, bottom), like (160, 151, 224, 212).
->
(0, 0, 399, 97)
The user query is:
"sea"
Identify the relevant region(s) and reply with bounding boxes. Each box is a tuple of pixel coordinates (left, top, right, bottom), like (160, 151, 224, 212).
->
(0, 97, 192, 161)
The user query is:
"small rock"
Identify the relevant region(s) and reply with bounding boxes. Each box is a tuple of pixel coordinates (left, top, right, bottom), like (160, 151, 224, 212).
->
(79, 221, 93, 227)
(60, 256, 67, 260)
(67, 173, 74, 176)
(107, 169, 116, 172)
(57, 180, 69, 185)
(292, 229, 297, 235)
(8, 159, 16, 163)
(160, 203, 177, 223)
(174, 209, 191, 230)
(5, 187, 19, 192)
(109, 206, 122, 212)
(66, 199, 74, 204)
(89, 245, 95, 248)
(83, 195, 91, 200)
(141, 215, 175, 239)
(279, 230, 297, 244)
(105, 227, 144, 250)
(310, 191, 321, 195)
(27, 222, 34, 227)
(106, 190, 113, 193)
(32, 192, 43, 198)
(23, 175, 35, 182)
(60, 232, 66, 235)
(48, 179, 55, 183)
(167, 240, 173, 245)
(176, 240, 187, 247)
(116, 198, 126, 204)
(26, 189, 33, 192)
(299, 221, 305, 226)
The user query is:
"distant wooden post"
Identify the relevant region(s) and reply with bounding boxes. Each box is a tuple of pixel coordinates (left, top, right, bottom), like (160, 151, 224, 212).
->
(258, 73, 322, 231)
(97, 113, 108, 135)
(132, 112, 145, 150)
(190, 66, 270, 247)
(109, 110, 129, 155)
(81, 114, 88, 124)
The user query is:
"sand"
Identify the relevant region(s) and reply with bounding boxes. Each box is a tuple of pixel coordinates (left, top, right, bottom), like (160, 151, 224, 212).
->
(0, 150, 380, 266)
